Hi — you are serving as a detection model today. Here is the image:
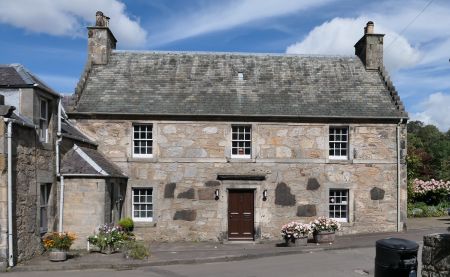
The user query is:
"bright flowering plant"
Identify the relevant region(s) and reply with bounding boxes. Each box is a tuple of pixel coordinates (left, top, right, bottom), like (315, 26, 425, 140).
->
(87, 224, 133, 251)
(281, 221, 312, 239)
(310, 217, 341, 233)
(42, 232, 76, 251)
(412, 179, 450, 205)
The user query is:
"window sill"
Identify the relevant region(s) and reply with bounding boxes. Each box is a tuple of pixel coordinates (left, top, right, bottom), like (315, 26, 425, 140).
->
(227, 157, 255, 163)
(127, 157, 157, 163)
(134, 221, 156, 228)
(327, 159, 352, 164)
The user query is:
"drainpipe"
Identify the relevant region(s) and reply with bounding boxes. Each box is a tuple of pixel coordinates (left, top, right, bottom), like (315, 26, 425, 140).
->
(56, 99, 62, 174)
(58, 175, 64, 233)
(5, 119, 13, 267)
(56, 98, 64, 233)
(397, 119, 403, 232)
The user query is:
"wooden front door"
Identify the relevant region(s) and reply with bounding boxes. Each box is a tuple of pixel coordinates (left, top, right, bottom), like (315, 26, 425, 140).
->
(228, 189, 254, 240)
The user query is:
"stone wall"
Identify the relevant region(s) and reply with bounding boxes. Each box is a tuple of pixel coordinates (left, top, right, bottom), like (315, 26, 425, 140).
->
(422, 233, 450, 277)
(63, 177, 126, 249)
(74, 119, 407, 241)
(63, 178, 107, 249)
(0, 122, 56, 263)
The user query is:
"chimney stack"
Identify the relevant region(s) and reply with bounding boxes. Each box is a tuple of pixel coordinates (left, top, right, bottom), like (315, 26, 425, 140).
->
(87, 11, 117, 65)
(354, 21, 384, 70)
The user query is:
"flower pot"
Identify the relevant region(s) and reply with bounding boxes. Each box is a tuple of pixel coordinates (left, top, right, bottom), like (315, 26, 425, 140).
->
(49, 250, 67, 262)
(101, 245, 115, 255)
(314, 231, 335, 244)
(295, 236, 308, 246)
(284, 236, 308, 247)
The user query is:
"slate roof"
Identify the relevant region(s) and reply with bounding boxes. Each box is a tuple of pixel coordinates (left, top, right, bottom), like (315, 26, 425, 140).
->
(61, 118, 97, 145)
(73, 51, 406, 119)
(61, 145, 126, 178)
(0, 64, 58, 95)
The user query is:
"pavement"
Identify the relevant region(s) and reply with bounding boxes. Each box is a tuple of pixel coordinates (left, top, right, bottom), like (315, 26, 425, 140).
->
(8, 216, 450, 273)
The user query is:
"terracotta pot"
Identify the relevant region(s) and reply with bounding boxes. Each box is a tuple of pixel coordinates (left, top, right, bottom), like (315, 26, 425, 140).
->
(314, 231, 335, 244)
(49, 250, 67, 262)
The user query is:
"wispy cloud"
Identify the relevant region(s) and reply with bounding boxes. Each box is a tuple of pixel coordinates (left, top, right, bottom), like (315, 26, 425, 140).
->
(411, 92, 450, 132)
(0, 0, 147, 48)
(150, 0, 335, 46)
(285, 17, 421, 72)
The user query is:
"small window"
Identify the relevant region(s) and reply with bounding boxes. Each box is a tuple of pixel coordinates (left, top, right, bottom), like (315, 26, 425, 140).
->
(133, 124, 153, 158)
(237, 72, 244, 81)
(231, 125, 251, 158)
(329, 189, 349, 222)
(132, 188, 153, 222)
(329, 127, 348, 159)
(40, 183, 51, 233)
(39, 99, 49, 142)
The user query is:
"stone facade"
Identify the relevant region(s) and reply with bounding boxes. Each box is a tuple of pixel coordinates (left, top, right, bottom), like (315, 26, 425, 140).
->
(422, 233, 450, 277)
(0, 121, 56, 263)
(63, 177, 126, 249)
(72, 119, 407, 241)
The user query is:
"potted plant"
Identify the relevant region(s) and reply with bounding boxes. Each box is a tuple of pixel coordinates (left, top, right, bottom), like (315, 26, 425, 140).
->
(281, 221, 311, 246)
(42, 232, 76, 261)
(310, 216, 340, 244)
(88, 224, 128, 254)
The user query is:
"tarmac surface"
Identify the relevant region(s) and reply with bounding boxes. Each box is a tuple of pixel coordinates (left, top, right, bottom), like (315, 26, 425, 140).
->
(7, 216, 450, 273)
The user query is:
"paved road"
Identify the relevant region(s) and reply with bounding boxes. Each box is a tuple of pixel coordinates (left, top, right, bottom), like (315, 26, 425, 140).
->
(7, 247, 385, 277)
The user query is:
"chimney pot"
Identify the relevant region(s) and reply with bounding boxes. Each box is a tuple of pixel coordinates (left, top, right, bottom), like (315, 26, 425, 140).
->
(365, 21, 374, 34)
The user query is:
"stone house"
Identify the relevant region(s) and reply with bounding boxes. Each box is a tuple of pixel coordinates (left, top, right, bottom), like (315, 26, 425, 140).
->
(0, 64, 60, 265)
(0, 63, 128, 265)
(62, 14, 408, 244)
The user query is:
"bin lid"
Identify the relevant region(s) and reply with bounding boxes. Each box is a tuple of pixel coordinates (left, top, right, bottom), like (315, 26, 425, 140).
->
(376, 238, 419, 251)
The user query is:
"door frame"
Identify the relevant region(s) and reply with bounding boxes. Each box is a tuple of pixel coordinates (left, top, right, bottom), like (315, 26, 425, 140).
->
(227, 188, 255, 241)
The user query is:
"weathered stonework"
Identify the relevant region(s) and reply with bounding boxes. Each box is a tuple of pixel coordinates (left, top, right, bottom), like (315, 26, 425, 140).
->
(275, 182, 296, 206)
(0, 122, 56, 263)
(306, 178, 320, 190)
(297, 205, 317, 217)
(177, 188, 195, 199)
(164, 183, 176, 198)
(72, 120, 407, 242)
(173, 210, 197, 221)
(422, 233, 450, 277)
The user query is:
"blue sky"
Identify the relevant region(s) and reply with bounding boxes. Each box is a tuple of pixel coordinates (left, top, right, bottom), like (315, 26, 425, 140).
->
(1, 0, 449, 130)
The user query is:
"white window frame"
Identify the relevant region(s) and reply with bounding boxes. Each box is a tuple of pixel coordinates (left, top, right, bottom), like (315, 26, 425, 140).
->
(132, 124, 153, 158)
(231, 125, 252, 159)
(39, 99, 48, 143)
(329, 189, 349, 222)
(132, 188, 153, 222)
(329, 126, 349, 160)
(40, 183, 51, 233)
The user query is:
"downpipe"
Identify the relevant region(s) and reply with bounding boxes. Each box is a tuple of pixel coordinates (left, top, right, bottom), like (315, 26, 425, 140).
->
(397, 119, 403, 232)
(5, 119, 13, 267)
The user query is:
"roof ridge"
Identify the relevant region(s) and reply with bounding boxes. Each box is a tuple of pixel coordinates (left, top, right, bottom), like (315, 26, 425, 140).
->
(112, 50, 356, 59)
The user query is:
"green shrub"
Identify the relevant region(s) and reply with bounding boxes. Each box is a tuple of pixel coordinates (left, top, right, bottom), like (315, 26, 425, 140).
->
(118, 217, 134, 232)
(407, 201, 450, 217)
(122, 241, 149, 260)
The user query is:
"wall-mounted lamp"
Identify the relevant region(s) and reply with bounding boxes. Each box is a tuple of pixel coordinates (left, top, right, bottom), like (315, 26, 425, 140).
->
(263, 189, 268, 201)
(215, 189, 220, 200)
